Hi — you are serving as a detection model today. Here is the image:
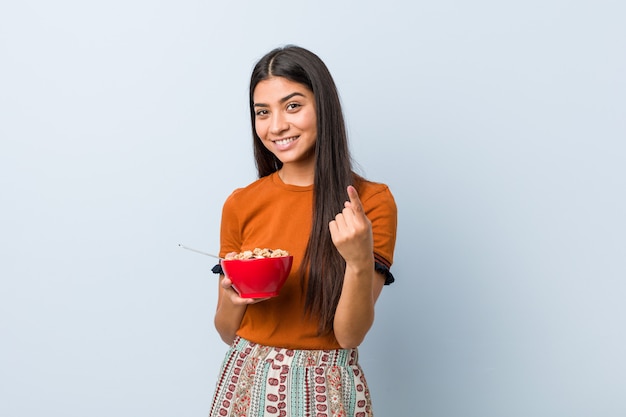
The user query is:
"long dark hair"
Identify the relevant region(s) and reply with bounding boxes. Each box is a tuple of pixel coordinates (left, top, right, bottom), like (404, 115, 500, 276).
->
(249, 45, 356, 334)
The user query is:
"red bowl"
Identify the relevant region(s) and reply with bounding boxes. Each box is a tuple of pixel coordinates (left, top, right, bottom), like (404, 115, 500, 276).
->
(220, 256, 293, 298)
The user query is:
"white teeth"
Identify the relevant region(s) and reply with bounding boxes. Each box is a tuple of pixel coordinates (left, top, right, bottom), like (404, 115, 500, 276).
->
(275, 137, 296, 145)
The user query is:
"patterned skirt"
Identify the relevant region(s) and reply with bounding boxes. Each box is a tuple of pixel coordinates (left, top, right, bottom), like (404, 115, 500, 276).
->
(209, 336, 373, 417)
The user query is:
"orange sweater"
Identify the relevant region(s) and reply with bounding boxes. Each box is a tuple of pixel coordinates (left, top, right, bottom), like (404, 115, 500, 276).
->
(219, 172, 397, 349)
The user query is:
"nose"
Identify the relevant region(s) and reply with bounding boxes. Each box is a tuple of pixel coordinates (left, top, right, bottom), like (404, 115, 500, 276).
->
(269, 113, 289, 135)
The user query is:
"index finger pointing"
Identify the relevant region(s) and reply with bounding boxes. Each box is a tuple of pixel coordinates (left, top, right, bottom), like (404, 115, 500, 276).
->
(346, 185, 364, 213)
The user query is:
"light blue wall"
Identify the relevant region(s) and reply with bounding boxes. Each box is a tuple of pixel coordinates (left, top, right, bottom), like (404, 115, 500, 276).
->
(1, 1, 624, 416)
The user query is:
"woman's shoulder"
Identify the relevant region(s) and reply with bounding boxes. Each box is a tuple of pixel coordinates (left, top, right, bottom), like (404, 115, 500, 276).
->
(224, 174, 274, 203)
(356, 177, 395, 204)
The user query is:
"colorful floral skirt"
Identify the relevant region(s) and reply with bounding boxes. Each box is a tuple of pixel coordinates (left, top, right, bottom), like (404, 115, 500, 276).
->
(209, 336, 373, 417)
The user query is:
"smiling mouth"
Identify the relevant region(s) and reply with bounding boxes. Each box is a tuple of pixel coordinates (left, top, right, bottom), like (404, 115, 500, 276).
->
(272, 136, 298, 146)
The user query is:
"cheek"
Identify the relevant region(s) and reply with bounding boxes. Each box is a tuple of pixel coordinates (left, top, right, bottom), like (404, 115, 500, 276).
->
(307, 119, 318, 138)
(298, 110, 317, 132)
(254, 120, 267, 139)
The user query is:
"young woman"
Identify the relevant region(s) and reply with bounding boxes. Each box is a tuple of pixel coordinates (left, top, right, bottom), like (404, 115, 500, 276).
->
(210, 45, 397, 417)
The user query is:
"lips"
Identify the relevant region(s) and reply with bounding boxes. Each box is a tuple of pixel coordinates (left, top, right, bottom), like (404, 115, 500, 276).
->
(272, 136, 298, 146)
(271, 136, 299, 150)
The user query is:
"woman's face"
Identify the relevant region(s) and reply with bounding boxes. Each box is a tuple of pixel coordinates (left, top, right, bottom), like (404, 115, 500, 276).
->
(253, 76, 317, 169)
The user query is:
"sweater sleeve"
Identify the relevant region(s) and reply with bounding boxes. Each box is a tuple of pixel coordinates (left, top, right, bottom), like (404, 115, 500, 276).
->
(219, 189, 244, 258)
(362, 184, 398, 284)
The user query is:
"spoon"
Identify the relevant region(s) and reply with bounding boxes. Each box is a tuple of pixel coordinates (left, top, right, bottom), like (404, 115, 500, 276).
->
(178, 243, 222, 260)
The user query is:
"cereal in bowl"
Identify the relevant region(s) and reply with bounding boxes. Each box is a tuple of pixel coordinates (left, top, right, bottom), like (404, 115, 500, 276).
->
(225, 248, 289, 260)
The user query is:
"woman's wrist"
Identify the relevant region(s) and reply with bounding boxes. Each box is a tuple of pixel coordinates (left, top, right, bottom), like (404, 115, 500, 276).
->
(344, 256, 375, 277)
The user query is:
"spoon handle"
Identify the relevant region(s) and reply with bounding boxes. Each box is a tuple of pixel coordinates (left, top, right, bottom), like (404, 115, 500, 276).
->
(178, 243, 221, 259)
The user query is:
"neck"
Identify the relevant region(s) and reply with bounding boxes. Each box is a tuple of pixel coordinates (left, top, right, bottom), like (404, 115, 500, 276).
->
(278, 162, 315, 186)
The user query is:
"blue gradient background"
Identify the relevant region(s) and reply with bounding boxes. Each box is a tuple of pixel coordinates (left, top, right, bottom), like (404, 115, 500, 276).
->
(1, 1, 624, 416)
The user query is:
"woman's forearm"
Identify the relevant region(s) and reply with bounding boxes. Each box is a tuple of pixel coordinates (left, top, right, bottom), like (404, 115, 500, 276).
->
(214, 280, 247, 345)
(333, 260, 384, 348)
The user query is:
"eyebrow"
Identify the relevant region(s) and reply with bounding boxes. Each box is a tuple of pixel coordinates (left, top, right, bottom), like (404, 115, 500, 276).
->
(254, 92, 306, 107)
